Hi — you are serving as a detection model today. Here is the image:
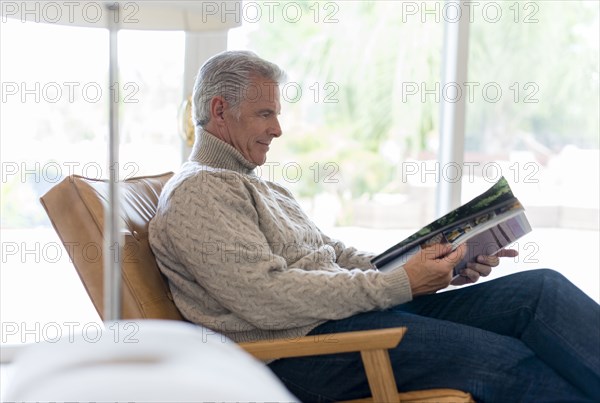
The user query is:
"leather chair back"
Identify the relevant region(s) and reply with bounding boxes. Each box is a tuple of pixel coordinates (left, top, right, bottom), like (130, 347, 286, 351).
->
(40, 173, 184, 320)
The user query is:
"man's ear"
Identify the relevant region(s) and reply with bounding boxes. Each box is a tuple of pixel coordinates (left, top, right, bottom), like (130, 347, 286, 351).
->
(209, 96, 227, 126)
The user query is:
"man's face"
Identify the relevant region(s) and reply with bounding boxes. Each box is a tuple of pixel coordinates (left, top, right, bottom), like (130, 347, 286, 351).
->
(222, 76, 282, 166)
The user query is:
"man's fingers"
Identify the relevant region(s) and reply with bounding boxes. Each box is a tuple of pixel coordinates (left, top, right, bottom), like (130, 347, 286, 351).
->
(496, 248, 519, 258)
(445, 244, 467, 263)
(421, 243, 454, 260)
(460, 268, 480, 283)
(477, 255, 500, 267)
(467, 262, 492, 276)
(452, 247, 517, 287)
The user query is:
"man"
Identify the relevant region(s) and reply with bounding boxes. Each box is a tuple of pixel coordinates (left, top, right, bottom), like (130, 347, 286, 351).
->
(149, 50, 600, 402)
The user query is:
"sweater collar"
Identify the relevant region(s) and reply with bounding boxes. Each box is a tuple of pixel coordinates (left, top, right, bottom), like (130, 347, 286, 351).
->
(188, 129, 257, 175)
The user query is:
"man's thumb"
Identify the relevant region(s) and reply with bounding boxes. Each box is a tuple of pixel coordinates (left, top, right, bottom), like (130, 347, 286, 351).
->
(422, 243, 454, 260)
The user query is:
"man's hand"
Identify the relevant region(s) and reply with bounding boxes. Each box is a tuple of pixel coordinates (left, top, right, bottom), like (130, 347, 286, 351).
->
(404, 243, 467, 296)
(450, 248, 519, 286)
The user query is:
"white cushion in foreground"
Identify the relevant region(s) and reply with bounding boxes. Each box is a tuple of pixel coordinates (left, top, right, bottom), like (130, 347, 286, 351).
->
(4, 320, 297, 402)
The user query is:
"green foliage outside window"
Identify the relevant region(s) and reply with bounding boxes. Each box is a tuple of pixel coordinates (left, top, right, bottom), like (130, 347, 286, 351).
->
(247, 1, 598, 203)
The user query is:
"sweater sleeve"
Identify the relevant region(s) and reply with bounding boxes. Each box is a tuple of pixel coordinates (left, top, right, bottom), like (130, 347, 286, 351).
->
(319, 232, 377, 271)
(274, 183, 377, 270)
(164, 173, 413, 331)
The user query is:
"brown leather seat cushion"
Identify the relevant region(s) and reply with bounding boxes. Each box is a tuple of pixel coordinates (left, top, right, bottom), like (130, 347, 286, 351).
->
(40, 173, 183, 320)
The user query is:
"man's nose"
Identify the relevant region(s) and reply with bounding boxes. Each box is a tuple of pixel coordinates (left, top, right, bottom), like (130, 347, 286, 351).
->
(272, 118, 282, 137)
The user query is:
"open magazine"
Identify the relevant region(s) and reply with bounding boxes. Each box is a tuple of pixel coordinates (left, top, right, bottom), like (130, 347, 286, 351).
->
(372, 177, 532, 275)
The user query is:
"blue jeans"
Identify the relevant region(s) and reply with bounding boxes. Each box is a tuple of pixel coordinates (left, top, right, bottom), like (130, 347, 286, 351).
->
(268, 269, 600, 402)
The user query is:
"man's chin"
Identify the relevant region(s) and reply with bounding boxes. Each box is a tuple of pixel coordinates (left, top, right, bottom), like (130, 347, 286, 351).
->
(253, 156, 268, 166)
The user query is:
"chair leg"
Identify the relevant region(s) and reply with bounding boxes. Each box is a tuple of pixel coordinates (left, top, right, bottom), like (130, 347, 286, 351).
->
(360, 349, 399, 403)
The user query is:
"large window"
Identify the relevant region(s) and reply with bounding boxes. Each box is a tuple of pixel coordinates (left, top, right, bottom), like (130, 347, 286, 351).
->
(0, 19, 184, 343)
(1, 0, 598, 345)
(230, 1, 444, 239)
(229, 0, 599, 298)
(462, 1, 599, 296)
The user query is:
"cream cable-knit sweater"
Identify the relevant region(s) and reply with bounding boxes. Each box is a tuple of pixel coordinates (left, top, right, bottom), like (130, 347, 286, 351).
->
(149, 130, 413, 343)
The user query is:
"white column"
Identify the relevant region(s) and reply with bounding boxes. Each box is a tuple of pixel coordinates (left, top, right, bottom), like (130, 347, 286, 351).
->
(104, 3, 122, 321)
(436, 1, 471, 216)
(181, 31, 229, 159)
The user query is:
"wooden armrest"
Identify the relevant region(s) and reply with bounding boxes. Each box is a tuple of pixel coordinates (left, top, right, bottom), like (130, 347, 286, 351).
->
(241, 328, 473, 403)
(238, 327, 407, 361)
(239, 327, 407, 403)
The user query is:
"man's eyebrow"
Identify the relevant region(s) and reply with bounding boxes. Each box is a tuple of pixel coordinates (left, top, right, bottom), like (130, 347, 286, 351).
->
(256, 108, 276, 114)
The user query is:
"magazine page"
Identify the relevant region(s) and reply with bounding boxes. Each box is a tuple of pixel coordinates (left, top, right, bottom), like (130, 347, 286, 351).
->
(444, 199, 526, 249)
(372, 177, 521, 269)
(451, 211, 531, 275)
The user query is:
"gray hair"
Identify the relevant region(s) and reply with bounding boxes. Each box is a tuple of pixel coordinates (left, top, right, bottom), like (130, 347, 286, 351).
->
(192, 50, 286, 127)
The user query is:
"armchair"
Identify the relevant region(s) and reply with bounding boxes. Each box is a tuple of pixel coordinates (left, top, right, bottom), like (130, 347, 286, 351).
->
(40, 173, 472, 403)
